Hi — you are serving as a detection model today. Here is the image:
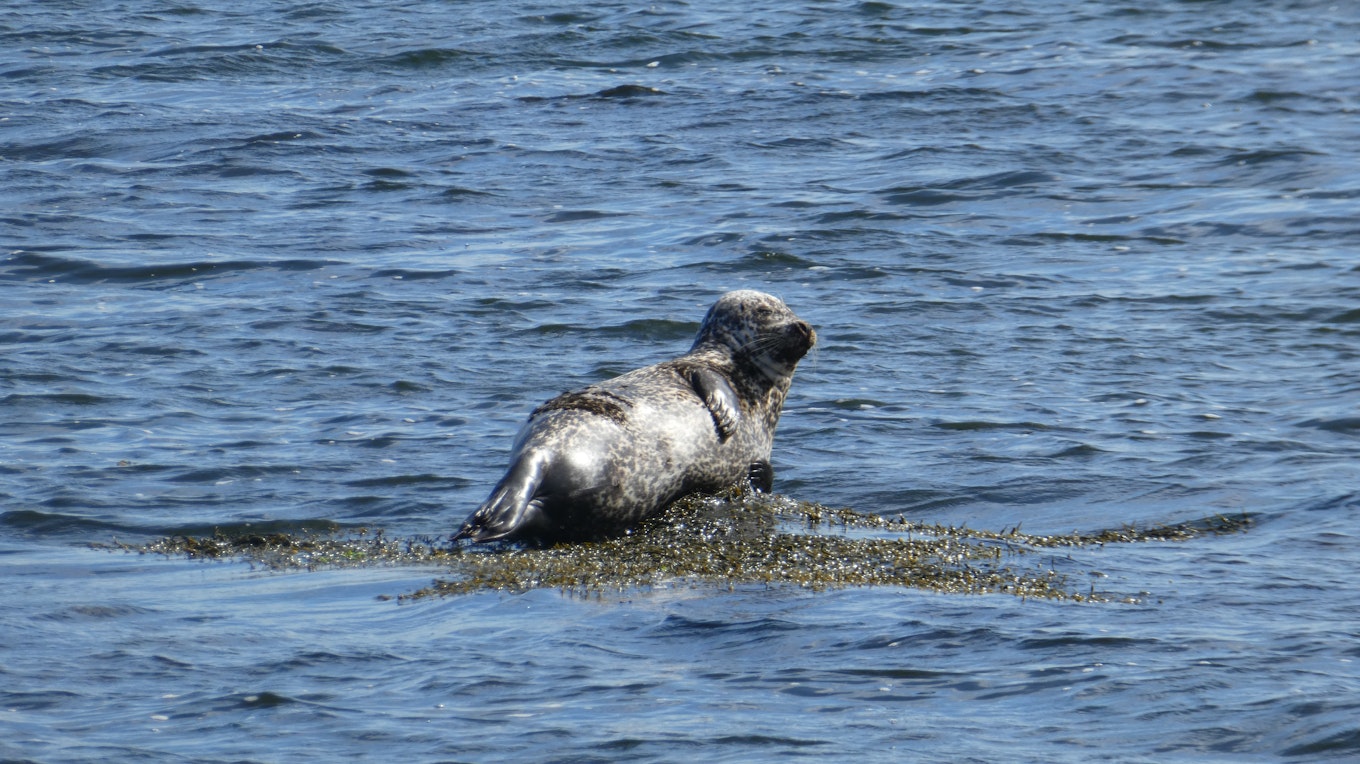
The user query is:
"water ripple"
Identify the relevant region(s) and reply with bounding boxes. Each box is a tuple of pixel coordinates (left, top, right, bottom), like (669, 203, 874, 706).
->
(3, 0, 1360, 761)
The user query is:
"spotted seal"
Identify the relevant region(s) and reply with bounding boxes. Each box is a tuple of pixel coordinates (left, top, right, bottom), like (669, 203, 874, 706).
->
(453, 290, 816, 543)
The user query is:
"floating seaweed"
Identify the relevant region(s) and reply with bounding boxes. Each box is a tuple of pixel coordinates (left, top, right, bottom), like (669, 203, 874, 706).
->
(98, 491, 1251, 603)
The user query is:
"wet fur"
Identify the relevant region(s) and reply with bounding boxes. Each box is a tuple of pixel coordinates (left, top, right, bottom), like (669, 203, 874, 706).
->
(453, 290, 816, 543)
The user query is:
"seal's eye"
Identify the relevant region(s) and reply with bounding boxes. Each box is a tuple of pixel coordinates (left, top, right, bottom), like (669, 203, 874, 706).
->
(753, 306, 775, 320)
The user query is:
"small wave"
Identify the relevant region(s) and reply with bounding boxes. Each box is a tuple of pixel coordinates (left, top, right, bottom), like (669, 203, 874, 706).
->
(164, 464, 315, 485)
(146, 42, 275, 59)
(748, 136, 853, 151)
(1049, 443, 1107, 459)
(3, 507, 351, 541)
(0, 392, 122, 407)
(880, 170, 1058, 206)
(545, 209, 629, 223)
(518, 84, 666, 103)
(0, 689, 83, 712)
(684, 250, 816, 275)
(1281, 727, 1360, 759)
(1017, 634, 1151, 650)
(39, 604, 161, 622)
(439, 185, 497, 199)
(375, 48, 476, 70)
(654, 613, 800, 639)
(527, 318, 695, 342)
(1298, 417, 1360, 434)
(91, 40, 350, 82)
(237, 691, 300, 708)
(704, 733, 828, 749)
(857, 86, 1001, 102)
(243, 130, 327, 145)
(932, 420, 1057, 432)
(344, 474, 470, 489)
(813, 209, 913, 224)
(1, 251, 336, 286)
(822, 398, 893, 410)
(1214, 148, 1325, 167)
(1, 509, 130, 536)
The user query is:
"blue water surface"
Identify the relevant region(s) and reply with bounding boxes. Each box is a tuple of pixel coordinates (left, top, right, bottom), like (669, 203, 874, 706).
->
(3, 1, 1359, 761)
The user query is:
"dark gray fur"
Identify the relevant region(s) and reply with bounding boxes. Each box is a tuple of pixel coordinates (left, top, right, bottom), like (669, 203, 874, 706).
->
(453, 290, 816, 543)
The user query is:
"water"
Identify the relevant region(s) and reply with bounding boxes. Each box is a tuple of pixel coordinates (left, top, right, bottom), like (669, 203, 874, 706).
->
(3, 0, 1359, 760)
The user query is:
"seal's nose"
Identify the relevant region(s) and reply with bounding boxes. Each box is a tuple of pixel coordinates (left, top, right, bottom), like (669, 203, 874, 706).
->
(778, 320, 815, 363)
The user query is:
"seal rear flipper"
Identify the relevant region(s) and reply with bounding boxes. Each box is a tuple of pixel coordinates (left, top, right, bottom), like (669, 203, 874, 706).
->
(453, 453, 550, 543)
(686, 367, 740, 442)
(747, 459, 773, 493)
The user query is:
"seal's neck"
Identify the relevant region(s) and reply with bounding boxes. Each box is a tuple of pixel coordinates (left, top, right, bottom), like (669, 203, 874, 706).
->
(687, 342, 793, 390)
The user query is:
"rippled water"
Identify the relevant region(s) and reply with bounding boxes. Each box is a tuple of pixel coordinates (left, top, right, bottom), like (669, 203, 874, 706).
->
(4, 1, 1359, 761)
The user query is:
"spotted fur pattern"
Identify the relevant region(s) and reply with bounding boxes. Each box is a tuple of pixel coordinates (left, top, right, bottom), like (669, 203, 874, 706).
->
(453, 290, 816, 543)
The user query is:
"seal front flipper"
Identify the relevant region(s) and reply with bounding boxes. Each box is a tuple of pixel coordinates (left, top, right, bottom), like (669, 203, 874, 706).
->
(747, 459, 773, 493)
(686, 367, 740, 442)
(453, 452, 550, 542)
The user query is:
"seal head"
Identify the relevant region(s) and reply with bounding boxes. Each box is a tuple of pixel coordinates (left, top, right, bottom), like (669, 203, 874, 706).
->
(453, 290, 815, 543)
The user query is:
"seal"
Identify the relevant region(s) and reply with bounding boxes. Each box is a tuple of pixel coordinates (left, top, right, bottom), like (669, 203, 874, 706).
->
(453, 290, 816, 543)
